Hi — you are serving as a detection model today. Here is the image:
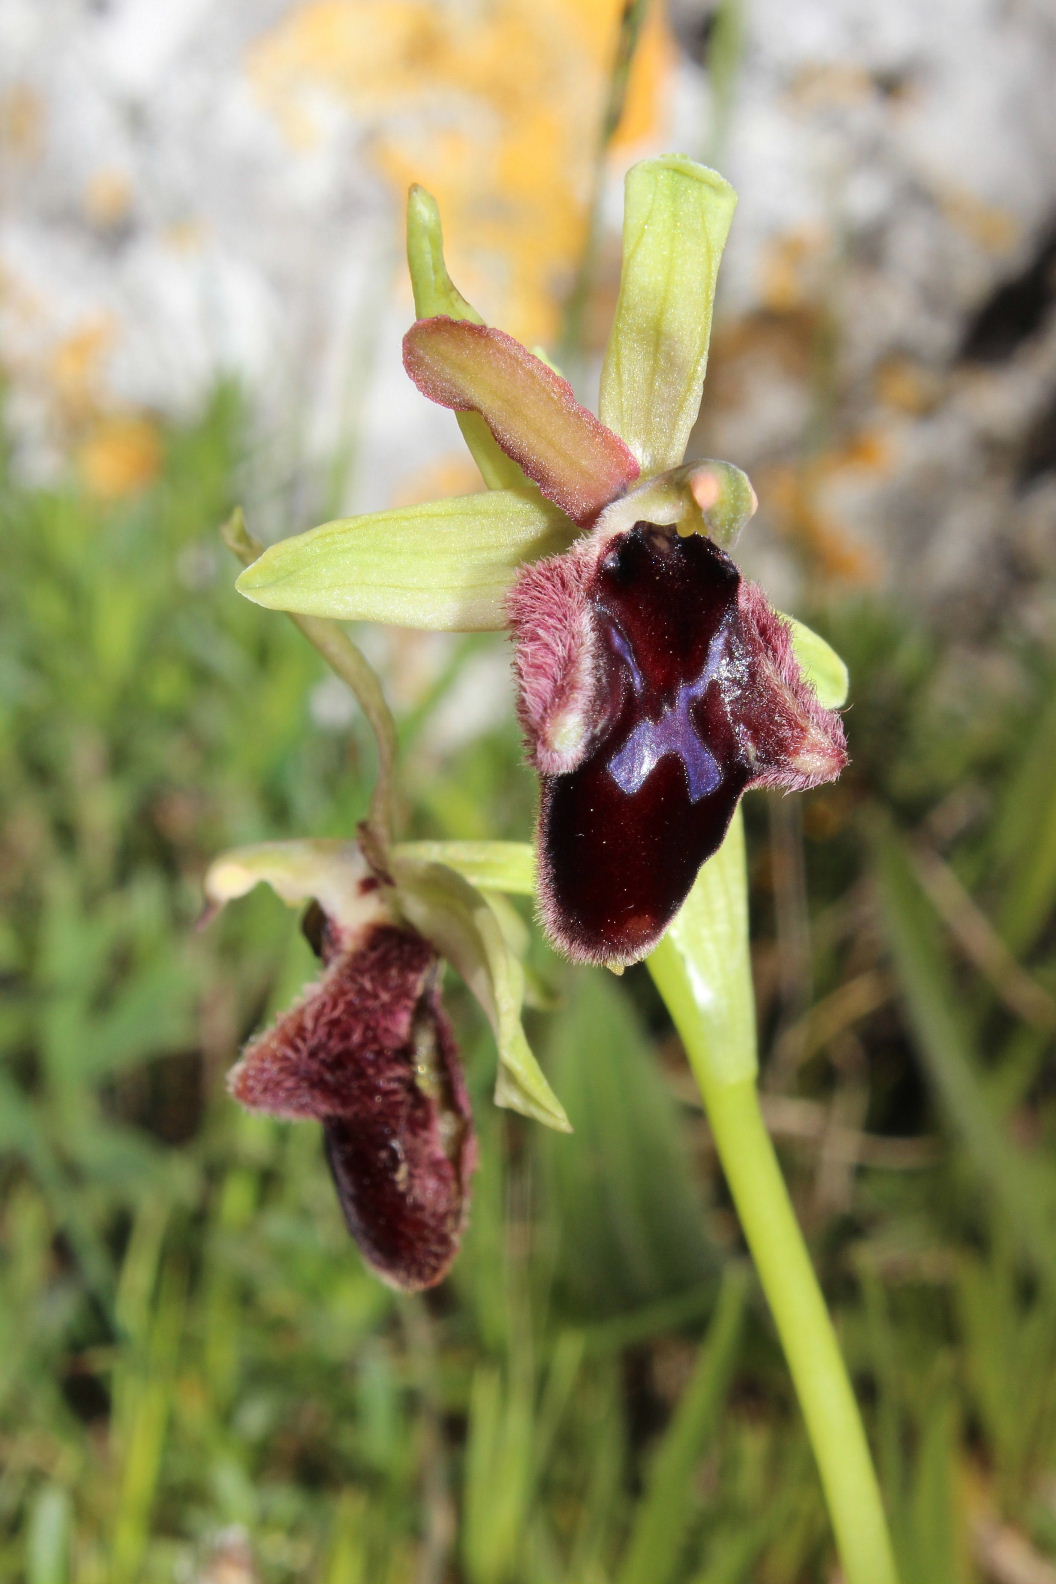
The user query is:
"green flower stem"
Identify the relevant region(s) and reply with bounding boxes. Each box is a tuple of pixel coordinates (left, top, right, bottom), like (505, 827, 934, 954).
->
(648, 814, 899, 1584)
(222, 508, 400, 846)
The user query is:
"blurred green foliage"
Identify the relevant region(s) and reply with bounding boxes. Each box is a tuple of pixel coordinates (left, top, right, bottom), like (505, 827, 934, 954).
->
(2, 388, 1056, 1583)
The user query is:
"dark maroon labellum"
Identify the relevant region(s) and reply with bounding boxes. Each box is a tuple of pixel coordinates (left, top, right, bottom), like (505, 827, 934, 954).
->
(539, 526, 748, 964)
(537, 524, 846, 965)
(229, 921, 476, 1292)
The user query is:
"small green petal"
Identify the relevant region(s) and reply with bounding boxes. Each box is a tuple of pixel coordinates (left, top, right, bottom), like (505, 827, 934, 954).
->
(406, 185, 527, 492)
(235, 490, 576, 633)
(394, 856, 571, 1133)
(595, 459, 756, 549)
(394, 840, 535, 895)
(600, 156, 737, 473)
(782, 616, 850, 709)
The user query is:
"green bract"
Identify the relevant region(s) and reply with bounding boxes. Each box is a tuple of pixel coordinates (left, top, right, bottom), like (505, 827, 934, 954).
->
(647, 812, 756, 1089)
(392, 853, 571, 1131)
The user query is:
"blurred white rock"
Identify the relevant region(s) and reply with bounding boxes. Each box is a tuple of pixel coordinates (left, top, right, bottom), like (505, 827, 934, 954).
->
(2, 0, 1053, 611)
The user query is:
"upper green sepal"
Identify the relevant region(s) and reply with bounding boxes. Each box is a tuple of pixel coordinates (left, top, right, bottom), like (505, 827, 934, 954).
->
(599, 157, 737, 474)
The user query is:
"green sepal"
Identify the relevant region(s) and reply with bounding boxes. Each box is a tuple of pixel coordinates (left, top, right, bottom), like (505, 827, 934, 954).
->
(235, 490, 575, 632)
(600, 157, 737, 473)
(406, 185, 528, 492)
(393, 856, 571, 1132)
(782, 616, 850, 709)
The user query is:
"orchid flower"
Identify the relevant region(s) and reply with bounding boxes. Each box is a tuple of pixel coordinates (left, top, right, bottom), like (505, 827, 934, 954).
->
(236, 157, 848, 968)
(212, 163, 903, 1584)
(203, 830, 565, 1291)
(204, 841, 473, 1290)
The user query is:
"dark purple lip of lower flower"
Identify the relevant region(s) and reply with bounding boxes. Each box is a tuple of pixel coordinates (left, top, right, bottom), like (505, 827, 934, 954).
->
(229, 919, 476, 1293)
(536, 524, 846, 966)
(323, 968, 474, 1293)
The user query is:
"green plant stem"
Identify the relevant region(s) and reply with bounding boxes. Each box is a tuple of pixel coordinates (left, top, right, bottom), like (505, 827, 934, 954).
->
(559, 0, 650, 371)
(648, 815, 899, 1584)
(221, 508, 399, 846)
(704, 1079, 897, 1584)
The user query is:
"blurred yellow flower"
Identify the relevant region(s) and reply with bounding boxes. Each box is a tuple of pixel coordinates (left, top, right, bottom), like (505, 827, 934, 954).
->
(83, 169, 134, 230)
(248, 0, 674, 343)
(50, 317, 116, 424)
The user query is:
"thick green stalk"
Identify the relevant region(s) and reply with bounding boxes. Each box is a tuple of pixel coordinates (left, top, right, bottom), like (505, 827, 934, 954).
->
(648, 814, 900, 1584)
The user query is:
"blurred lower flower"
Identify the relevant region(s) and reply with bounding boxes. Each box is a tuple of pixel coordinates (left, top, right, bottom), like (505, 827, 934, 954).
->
(204, 834, 570, 1289)
(205, 841, 479, 1291)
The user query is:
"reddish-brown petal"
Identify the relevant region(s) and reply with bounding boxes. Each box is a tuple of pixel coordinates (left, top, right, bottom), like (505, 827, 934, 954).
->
(230, 923, 476, 1291)
(403, 317, 640, 525)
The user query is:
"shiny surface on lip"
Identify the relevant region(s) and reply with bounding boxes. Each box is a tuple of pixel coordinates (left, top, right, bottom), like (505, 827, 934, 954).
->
(540, 525, 751, 965)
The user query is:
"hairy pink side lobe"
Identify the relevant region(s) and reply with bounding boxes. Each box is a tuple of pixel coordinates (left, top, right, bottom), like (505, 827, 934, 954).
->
(229, 918, 476, 1292)
(507, 546, 601, 775)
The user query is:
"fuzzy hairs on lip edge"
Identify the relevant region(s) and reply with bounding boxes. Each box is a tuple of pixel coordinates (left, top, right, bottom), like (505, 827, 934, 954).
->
(226, 923, 441, 1122)
(735, 581, 849, 793)
(507, 542, 605, 776)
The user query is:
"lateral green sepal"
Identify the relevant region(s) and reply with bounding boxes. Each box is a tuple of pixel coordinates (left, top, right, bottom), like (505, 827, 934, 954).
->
(235, 490, 575, 632)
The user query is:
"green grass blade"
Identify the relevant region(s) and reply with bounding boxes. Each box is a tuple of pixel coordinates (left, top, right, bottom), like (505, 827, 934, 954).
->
(25, 1484, 72, 1584)
(616, 1268, 749, 1584)
(873, 824, 1055, 1285)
